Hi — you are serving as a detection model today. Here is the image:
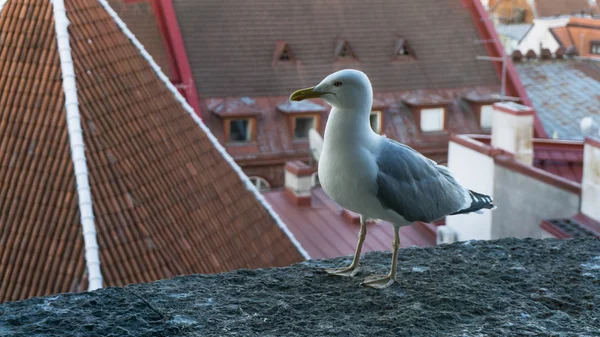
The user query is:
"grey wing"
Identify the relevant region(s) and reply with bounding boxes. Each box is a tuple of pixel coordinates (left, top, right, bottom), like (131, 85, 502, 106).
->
(375, 138, 469, 223)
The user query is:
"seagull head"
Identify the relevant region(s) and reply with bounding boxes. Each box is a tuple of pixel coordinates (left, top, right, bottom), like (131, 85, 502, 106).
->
(289, 69, 373, 110)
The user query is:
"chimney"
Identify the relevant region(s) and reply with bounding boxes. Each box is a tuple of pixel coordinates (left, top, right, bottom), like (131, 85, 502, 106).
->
(581, 137, 600, 222)
(491, 102, 534, 165)
(284, 161, 316, 207)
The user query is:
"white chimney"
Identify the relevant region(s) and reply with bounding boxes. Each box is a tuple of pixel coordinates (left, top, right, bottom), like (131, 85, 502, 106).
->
(491, 102, 534, 165)
(581, 137, 600, 222)
(284, 161, 316, 207)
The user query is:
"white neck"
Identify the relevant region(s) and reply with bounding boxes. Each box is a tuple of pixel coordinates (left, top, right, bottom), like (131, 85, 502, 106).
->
(323, 107, 377, 152)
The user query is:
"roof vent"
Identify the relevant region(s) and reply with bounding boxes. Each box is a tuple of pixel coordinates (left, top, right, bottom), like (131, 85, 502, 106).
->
(540, 48, 552, 60)
(512, 50, 523, 62)
(555, 46, 566, 59)
(565, 45, 579, 57)
(392, 38, 415, 60)
(334, 38, 358, 61)
(525, 49, 537, 60)
(272, 40, 295, 65)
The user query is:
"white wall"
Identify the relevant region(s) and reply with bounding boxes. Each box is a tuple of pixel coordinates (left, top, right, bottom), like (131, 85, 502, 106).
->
(581, 143, 600, 221)
(518, 17, 570, 54)
(446, 141, 495, 241)
(492, 165, 580, 239)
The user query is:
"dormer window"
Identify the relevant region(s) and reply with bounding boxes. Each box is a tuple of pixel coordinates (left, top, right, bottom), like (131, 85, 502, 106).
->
(249, 176, 271, 192)
(334, 38, 358, 62)
(276, 100, 326, 141)
(392, 38, 416, 61)
(294, 116, 316, 139)
(419, 107, 446, 132)
(479, 104, 494, 129)
(591, 41, 600, 55)
(370, 111, 383, 134)
(228, 119, 253, 142)
(272, 40, 296, 65)
(208, 97, 261, 144)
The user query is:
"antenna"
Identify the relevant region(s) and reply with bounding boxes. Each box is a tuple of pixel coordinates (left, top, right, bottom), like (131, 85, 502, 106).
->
(474, 16, 510, 102)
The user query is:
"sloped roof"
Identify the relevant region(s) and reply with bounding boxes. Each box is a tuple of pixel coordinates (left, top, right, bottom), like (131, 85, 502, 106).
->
(533, 0, 596, 18)
(107, 0, 172, 78)
(515, 59, 600, 140)
(172, 0, 499, 97)
(496, 23, 533, 41)
(551, 17, 600, 58)
(0, 0, 304, 303)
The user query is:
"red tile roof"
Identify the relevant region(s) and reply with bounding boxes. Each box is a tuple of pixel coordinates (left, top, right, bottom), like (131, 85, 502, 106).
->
(533, 0, 597, 18)
(107, 0, 173, 78)
(551, 17, 600, 59)
(0, 0, 303, 303)
(264, 188, 436, 259)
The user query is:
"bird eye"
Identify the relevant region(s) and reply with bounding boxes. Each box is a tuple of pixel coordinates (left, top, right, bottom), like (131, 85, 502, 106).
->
(333, 81, 343, 87)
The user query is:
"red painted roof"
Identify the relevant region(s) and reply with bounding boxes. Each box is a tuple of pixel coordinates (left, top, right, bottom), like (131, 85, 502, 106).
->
(541, 213, 600, 239)
(205, 87, 500, 166)
(264, 188, 436, 259)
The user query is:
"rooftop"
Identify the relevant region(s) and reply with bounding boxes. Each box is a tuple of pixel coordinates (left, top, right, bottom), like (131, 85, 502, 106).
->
(172, 0, 499, 98)
(495, 23, 533, 41)
(264, 188, 436, 259)
(207, 87, 502, 166)
(515, 58, 600, 140)
(460, 135, 584, 184)
(0, 0, 304, 303)
(533, 0, 597, 18)
(1, 238, 599, 336)
(550, 17, 600, 58)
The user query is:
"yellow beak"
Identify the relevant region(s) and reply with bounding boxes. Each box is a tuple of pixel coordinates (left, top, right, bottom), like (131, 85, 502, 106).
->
(289, 86, 325, 101)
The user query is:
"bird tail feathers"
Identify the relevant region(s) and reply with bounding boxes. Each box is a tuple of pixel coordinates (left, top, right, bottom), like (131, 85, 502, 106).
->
(451, 190, 496, 216)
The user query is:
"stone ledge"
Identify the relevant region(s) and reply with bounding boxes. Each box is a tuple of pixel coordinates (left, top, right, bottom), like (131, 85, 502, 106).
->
(1, 238, 599, 336)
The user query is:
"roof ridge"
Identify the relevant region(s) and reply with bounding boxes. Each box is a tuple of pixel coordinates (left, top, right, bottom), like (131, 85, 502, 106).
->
(96, 0, 311, 260)
(51, 0, 103, 290)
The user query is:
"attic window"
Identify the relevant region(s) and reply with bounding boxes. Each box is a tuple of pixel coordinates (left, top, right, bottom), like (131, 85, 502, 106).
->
(227, 118, 254, 143)
(479, 105, 494, 129)
(279, 48, 292, 61)
(392, 38, 415, 60)
(293, 116, 317, 140)
(591, 41, 600, 55)
(273, 41, 296, 65)
(419, 108, 445, 132)
(370, 111, 383, 134)
(334, 39, 358, 61)
(249, 176, 271, 192)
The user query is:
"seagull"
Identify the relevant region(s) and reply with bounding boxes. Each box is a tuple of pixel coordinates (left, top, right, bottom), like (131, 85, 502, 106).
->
(289, 69, 496, 289)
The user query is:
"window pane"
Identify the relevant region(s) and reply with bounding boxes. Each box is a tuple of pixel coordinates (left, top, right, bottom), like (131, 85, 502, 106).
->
(480, 105, 493, 129)
(370, 112, 381, 133)
(229, 119, 250, 142)
(420, 108, 444, 132)
(294, 117, 315, 139)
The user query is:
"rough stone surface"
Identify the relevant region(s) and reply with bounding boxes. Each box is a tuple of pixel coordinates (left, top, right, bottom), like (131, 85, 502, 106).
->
(1, 238, 599, 336)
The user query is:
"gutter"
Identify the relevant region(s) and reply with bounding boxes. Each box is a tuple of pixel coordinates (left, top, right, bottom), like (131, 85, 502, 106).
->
(51, 0, 103, 290)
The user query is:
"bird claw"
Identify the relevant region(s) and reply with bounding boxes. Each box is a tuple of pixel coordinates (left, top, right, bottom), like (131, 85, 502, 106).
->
(324, 266, 359, 277)
(360, 274, 395, 289)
